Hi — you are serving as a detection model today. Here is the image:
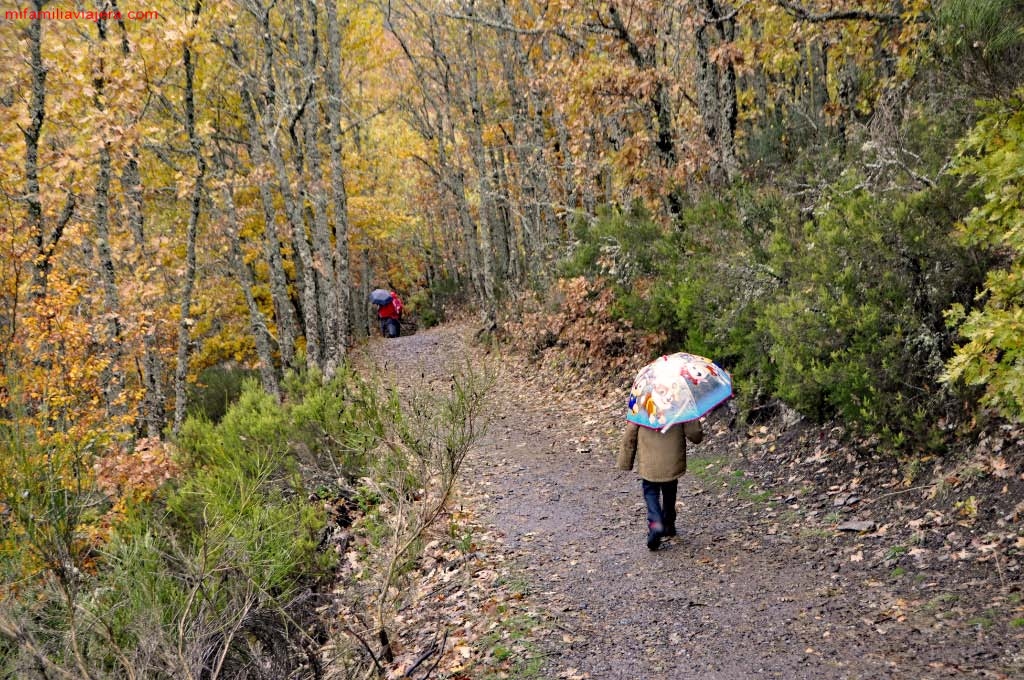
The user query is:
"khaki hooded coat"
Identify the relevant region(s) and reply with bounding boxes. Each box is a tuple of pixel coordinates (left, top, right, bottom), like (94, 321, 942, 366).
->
(617, 420, 704, 482)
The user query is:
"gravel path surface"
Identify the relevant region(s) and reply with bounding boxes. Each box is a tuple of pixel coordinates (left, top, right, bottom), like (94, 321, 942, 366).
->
(363, 322, 1021, 680)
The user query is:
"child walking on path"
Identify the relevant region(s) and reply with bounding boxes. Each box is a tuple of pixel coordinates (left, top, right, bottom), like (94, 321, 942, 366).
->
(617, 420, 703, 550)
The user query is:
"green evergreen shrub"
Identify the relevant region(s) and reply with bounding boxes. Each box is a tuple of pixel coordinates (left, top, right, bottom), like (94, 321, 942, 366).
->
(424, 273, 461, 327)
(560, 192, 785, 414)
(0, 367, 396, 677)
(557, 173, 985, 450)
(562, 202, 673, 331)
(187, 364, 260, 423)
(663, 188, 792, 416)
(764, 176, 982, 447)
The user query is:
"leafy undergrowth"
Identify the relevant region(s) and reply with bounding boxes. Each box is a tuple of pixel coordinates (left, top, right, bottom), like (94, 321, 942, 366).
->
(1, 356, 529, 679)
(501, 277, 664, 383)
(732, 417, 1024, 581)
(1, 371, 378, 679)
(324, 505, 552, 680)
(724, 416, 1024, 641)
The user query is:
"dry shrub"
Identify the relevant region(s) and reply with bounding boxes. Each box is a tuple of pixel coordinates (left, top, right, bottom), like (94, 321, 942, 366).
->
(503, 276, 664, 379)
(93, 437, 181, 506)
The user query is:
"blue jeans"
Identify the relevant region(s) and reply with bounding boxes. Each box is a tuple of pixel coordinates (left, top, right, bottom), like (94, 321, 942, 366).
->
(642, 479, 677, 534)
(380, 317, 400, 338)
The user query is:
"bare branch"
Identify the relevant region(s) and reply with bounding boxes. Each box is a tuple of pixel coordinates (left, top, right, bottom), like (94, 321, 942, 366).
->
(440, 8, 583, 48)
(345, 625, 385, 675)
(775, 0, 901, 24)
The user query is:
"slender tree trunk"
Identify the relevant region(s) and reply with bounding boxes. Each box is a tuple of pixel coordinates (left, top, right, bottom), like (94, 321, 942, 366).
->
(437, 108, 483, 301)
(261, 17, 322, 373)
(325, 0, 353, 352)
(464, 60, 495, 311)
(172, 5, 206, 436)
(534, 23, 582, 223)
(94, 142, 126, 419)
(276, 172, 322, 372)
(92, 18, 126, 423)
(25, 0, 75, 301)
(583, 124, 600, 215)
(221, 179, 280, 400)
(695, 0, 739, 183)
(496, 8, 537, 280)
(293, 1, 342, 377)
(714, 5, 739, 178)
(462, 15, 498, 312)
(240, 91, 298, 369)
(553, 108, 580, 214)
(359, 251, 372, 338)
(121, 153, 166, 437)
(450, 162, 484, 302)
(489, 147, 512, 285)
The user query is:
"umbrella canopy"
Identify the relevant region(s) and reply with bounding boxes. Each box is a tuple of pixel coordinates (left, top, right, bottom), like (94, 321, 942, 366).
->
(369, 288, 392, 305)
(626, 352, 732, 432)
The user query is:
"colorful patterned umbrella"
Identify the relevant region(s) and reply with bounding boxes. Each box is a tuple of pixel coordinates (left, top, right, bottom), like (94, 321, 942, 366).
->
(626, 352, 732, 432)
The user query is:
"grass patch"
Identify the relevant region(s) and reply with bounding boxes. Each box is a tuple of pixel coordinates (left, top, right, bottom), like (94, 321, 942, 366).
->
(885, 545, 909, 561)
(688, 455, 730, 483)
(967, 615, 994, 630)
(498, 575, 533, 597)
(474, 613, 547, 680)
(922, 593, 959, 613)
(689, 455, 772, 502)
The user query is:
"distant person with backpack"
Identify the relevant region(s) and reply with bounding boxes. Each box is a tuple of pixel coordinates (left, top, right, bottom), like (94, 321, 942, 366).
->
(370, 288, 403, 338)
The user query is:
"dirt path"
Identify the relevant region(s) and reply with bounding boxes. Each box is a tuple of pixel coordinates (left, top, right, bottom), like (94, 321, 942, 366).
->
(363, 322, 1021, 680)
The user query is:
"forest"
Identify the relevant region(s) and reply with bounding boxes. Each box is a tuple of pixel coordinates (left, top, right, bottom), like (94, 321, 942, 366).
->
(1, 0, 1023, 677)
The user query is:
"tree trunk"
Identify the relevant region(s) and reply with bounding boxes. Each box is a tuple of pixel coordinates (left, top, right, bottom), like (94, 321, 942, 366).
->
(491, 0, 563, 275)
(460, 14, 498, 313)
(358, 251, 372, 338)
(92, 19, 126, 423)
(490, 147, 516, 285)
(260, 16, 322, 374)
(172, 5, 206, 436)
(436, 104, 483, 301)
(294, 0, 342, 378)
(325, 0, 354, 353)
(121, 154, 166, 438)
(94, 139, 126, 420)
(221, 179, 280, 400)
(495, 8, 536, 281)
(25, 0, 75, 301)
(240, 91, 299, 370)
(695, 0, 739, 183)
